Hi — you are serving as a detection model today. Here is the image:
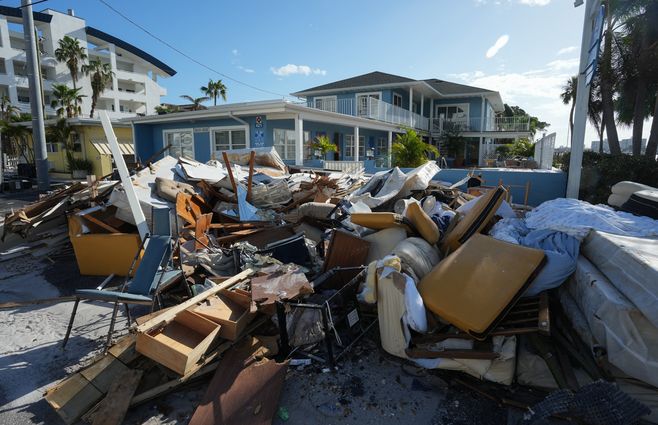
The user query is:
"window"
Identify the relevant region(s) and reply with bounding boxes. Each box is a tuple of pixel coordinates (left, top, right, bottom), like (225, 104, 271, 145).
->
(273, 128, 296, 160)
(46, 140, 58, 153)
(435, 104, 469, 121)
(212, 127, 247, 154)
(313, 96, 337, 112)
(17, 88, 30, 103)
(375, 137, 387, 157)
(0, 59, 6, 75)
(393, 93, 402, 107)
(71, 132, 82, 152)
(344, 134, 365, 160)
(164, 130, 194, 159)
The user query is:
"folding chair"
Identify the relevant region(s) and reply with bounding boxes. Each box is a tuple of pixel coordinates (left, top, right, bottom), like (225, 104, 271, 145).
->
(62, 208, 183, 350)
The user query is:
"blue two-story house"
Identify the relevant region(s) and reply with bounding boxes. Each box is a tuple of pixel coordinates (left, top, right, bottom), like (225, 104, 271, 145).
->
(128, 71, 531, 170)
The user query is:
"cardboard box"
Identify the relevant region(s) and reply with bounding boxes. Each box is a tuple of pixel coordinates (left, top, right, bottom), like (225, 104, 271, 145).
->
(135, 309, 221, 376)
(193, 289, 256, 341)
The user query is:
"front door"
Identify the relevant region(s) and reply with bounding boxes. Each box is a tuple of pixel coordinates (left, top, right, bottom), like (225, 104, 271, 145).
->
(357, 93, 380, 117)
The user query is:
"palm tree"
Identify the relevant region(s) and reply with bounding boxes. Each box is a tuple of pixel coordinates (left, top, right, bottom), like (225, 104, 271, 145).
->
(81, 59, 114, 118)
(560, 76, 578, 145)
(47, 118, 75, 173)
(0, 95, 19, 122)
(2, 122, 33, 164)
(54, 36, 87, 90)
(180, 95, 209, 111)
(51, 84, 84, 118)
(599, 0, 622, 155)
(200, 79, 227, 106)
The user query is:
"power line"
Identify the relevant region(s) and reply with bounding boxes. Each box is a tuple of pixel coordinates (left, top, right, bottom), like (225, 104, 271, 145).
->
(19, 0, 50, 8)
(96, 0, 291, 99)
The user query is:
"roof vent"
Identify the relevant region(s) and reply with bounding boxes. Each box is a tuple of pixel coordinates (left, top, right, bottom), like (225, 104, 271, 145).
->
(67, 9, 75, 16)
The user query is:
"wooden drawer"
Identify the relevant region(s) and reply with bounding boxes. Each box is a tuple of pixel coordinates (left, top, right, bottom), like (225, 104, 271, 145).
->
(194, 289, 256, 341)
(136, 310, 221, 376)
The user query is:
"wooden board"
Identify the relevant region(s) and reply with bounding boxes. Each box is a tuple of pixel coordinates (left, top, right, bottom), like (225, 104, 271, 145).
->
(88, 369, 143, 425)
(323, 229, 370, 272)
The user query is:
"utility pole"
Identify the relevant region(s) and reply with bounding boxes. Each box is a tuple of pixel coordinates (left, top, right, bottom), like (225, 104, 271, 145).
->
(566, 0, 600, 198)
(22, 0, 50, 191)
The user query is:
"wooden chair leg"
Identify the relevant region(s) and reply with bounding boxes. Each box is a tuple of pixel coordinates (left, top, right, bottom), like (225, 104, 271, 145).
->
(104, 301, 121, 353)
(62, 298, 80, 349)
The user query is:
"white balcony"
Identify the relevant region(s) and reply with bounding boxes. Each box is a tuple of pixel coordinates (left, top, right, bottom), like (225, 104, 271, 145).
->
(304, 97, 429, 131)
(431, 116, 530, 134)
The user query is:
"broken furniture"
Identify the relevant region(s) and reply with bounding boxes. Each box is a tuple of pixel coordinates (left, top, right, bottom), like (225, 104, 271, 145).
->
(63, 208, 183, 350)
(135, 269, 254, 376)
(193, 285, 256, 341)
(276, 267, 374, 367)
(322, 229, 371, 272)
(440, 185, 507, 254)
(419, 234, 546, 340)
(68, 206, 142, 276)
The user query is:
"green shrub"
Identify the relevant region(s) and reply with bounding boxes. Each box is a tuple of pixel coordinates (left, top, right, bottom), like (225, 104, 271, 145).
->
(68, 157, 93, 174)
(392, 129, 439, 167)
(555, 151, 658, 204)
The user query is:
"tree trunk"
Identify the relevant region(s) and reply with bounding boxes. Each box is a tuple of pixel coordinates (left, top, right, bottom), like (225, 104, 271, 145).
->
(646, 87, 658, 159)
(631, 77, 647, 156)
(569, 101, 575, 146)
(600, 4, 622, 155)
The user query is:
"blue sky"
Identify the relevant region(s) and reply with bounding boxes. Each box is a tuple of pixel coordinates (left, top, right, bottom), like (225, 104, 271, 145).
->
(11, 0, 650, 146)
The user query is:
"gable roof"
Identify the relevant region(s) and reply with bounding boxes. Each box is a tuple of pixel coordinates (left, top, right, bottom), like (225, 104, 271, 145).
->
(423, 78, 495, 96)
(85, 26, 176, 76)
(292, 71, 416, 96)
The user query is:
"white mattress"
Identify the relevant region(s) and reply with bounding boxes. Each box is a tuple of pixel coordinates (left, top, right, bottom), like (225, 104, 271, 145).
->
(582, 230, 658, 328)
(567, 256, 658, 387)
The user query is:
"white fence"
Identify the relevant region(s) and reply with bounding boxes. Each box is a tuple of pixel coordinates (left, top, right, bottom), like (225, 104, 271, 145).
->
(534, 132, 556, 169)
(322, 160, 365, 174)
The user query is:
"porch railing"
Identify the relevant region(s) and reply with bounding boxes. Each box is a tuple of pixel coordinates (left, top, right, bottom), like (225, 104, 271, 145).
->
(303, 97, 429, 131)
(431, 116, 531, 133)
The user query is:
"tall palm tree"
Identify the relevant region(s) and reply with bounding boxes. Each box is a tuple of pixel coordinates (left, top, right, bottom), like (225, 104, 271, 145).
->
(81, 59, 114, 118)
(51, 84, 84, 118)
(200, 79, 227, 106)
(0, 95, 19, 122)
(54, 36, 87, 90)
(599, 0, 622, 155)
(560, 76, 578, 145)
(180, 95, 209, 111)
(47, 118, 74, 173)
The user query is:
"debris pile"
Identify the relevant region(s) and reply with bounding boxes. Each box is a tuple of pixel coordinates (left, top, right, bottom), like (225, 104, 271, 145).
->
(3, 127, 658, 424)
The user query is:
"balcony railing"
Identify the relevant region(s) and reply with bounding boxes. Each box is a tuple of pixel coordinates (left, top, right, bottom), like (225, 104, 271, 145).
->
(431, 116, 531, 133)
(304, 97, 429, 131)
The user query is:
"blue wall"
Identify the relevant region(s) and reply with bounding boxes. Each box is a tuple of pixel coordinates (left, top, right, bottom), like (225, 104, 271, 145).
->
(433, 168, 567, 206)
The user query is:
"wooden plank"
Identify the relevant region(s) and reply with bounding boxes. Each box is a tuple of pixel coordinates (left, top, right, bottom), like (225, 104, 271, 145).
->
(88, 369, 143, 425)
(0, 295, 75, 309)
(81, 213, 121, 234)
(79, 355, 130, 394)
(222, 152, 238, 197)
(194, 213, 213, 251)
(135, 268, 253, 333)
(44, 373, 104, 425)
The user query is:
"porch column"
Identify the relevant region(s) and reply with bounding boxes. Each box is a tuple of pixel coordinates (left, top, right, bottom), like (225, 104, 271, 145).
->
(354, 126, 360, 162)
(480, 95, 485, 132)
(430, 98, 434, 133)
(478, 136, 485, 166)
(420, 93, 424, 117)
(295, 115, 304, 166)
(387, 131, 393, 168)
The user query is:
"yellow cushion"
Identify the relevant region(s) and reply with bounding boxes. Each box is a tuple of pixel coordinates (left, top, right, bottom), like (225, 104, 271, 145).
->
(405, 202, 440, 245)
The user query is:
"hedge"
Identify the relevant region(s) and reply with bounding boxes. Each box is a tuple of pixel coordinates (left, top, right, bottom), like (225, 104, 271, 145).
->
(555, 151, 658, 204)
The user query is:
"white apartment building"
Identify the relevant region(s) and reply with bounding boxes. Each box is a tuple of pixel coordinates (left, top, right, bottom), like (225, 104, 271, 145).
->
(0, 6, 175, 119)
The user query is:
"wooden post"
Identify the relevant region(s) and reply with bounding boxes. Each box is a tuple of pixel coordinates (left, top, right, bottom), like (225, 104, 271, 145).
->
(221, 151, 238, 199)
(524, 181, 531, 207)
(246, 150, 255, 202)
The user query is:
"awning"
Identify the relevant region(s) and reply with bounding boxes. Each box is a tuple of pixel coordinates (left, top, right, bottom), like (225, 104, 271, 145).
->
(91, 139, 135, 156)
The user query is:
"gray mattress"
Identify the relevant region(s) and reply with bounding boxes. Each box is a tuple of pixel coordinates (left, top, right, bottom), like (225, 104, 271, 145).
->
(582, 230, 658, 328)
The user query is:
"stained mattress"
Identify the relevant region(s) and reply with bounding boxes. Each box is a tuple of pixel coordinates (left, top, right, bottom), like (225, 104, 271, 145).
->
(566, 256, 658, 388)
(582, 230, 658, 328)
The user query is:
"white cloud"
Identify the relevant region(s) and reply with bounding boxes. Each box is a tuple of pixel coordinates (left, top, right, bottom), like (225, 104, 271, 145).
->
(486, 35, 509, 59)
(237, 65, 255, 73)
(449, 70, 485, 81)
(232, 49, 238, 56)
(519, 0, 550, 5)
(546, 58, 579, 71)
(557, 46, 577, 55)
(270, 64, 327, 77)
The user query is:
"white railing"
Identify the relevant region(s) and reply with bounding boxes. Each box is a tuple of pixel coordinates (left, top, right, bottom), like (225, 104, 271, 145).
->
(431, 116, 531, 133)
(304, 97, 429, 131)
(322, 160, 365, 174)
